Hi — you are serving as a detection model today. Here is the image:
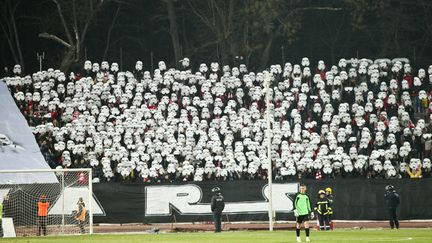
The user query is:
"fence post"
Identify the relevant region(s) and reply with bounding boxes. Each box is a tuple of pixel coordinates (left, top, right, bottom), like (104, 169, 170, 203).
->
(89, 169, 93, 234)
(61, 171, 65, 234)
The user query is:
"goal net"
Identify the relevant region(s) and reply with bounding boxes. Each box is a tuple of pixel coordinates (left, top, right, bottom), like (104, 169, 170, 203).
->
(0, 169, 93, 237)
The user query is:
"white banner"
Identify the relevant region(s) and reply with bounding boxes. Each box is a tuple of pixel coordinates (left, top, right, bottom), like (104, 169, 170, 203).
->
(0, 80, 57, 184)
(145, 183, 298, 216)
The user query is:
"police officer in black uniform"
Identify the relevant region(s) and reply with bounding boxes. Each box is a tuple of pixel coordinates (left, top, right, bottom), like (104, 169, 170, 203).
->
(211, 187, 225, 232)
(384, 184, 400, 229)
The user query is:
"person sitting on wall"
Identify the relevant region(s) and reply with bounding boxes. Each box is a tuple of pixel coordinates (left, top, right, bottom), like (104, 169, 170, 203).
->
(407, 159, 422, 178)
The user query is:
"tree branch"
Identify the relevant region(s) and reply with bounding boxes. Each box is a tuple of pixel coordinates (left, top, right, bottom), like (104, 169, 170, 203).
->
(9, 0, 24, 69)
(52, 0, 74, 44)
(80, 0, 104, 44)
(186, 0, 216, 33)
(72, 0, 80, 61)
(0, 0, 24, 66)
(0, 20, 19, 64)
(297, 7, 343, 11)
(38, 32, 71, 48)
(103, 3, 121, 60)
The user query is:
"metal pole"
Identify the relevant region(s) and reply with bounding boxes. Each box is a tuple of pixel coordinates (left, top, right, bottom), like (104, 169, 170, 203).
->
(413, 47, 416, 64)
(89, 170, 93, 234)
(37, 52, 45, 72)
(281, 46, 285, 64)
(61, 171, 65, 234)
(120, 47, 123, 71)
(150, 51, 154, 72)
(265, 73, 274, 231)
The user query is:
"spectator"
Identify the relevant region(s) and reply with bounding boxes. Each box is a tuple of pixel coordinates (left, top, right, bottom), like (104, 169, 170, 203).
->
(2, 57, 432, 182)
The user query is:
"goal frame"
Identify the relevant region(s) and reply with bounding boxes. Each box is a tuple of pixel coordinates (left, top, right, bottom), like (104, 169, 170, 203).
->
(0, 168, 93, 235)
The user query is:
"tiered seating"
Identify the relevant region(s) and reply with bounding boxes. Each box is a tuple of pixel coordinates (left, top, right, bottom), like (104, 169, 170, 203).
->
(3, 57, 432, 182)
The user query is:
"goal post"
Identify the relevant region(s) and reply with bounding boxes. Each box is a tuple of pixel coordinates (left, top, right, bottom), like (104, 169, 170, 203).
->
(0, 168, 93, 237)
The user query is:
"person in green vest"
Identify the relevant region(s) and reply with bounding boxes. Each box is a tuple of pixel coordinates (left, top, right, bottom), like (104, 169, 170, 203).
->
(293, 184, 314, 242)
(0, 198, 3, 237)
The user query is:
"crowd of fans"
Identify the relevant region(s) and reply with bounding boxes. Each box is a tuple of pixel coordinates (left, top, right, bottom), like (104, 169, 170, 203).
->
(2, 57, 432, 182)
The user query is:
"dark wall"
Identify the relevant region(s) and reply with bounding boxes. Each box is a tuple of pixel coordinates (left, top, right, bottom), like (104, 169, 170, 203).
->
(303, 179, 431, 221)
(93, 179, 432, 224)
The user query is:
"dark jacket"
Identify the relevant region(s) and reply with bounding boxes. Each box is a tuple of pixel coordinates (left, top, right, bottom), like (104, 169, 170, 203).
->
(211, 193, 225, 213)
(315, 197, 331, 215)
(384, 190, 400, 209)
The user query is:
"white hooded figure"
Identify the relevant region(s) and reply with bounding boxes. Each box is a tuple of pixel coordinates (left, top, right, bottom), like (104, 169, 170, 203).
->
(323, 163, 333, 175)
(386, 166, 398, 179)
(301, 57, 310, 67)
(13, 64, 22, 76)
(180, 57, 190, 70)
(158, 61, 167, 72)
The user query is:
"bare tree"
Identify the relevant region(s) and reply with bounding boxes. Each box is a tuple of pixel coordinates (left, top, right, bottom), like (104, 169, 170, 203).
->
(0, 0, 25, 70)
(103, 2, 121, 61)
(38, 0, 106, 72)
(186, 0, 238, 64)
(164, 0, 182, 64)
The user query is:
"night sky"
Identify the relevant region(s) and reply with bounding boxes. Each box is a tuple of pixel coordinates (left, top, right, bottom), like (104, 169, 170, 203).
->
(1, 0, 431, 74)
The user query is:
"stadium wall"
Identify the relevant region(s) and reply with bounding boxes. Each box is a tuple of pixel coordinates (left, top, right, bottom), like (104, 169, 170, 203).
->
(93, 179, 432, 224)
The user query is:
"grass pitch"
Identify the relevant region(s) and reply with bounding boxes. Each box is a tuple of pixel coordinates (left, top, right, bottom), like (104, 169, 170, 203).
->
(2, 229, 431, 242)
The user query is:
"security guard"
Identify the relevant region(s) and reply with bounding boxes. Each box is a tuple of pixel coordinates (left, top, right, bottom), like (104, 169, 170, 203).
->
(315, 190, 331, 230)
(75, 197, 87, 234)
(325, 187, 334, 230)
(0, 195, 9, 238)
(210, 187, 225, 233)
(384, 185, 400, 229)
(0, 198, 3, 237)
(37, 195, 49, 236)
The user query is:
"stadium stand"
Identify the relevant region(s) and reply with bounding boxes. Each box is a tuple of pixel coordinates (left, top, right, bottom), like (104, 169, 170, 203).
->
(2, 58, 432, 182)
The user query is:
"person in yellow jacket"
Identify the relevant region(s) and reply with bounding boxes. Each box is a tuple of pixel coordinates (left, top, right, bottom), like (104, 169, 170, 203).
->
(325, 187, 334, 230)
(75, 197, 87, 234)
(407, 163, 422, 178)
(315, 190, 331, 231)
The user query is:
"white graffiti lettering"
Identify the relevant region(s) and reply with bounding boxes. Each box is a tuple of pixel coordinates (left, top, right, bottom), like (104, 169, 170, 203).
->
(145, 183, 298, 216)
